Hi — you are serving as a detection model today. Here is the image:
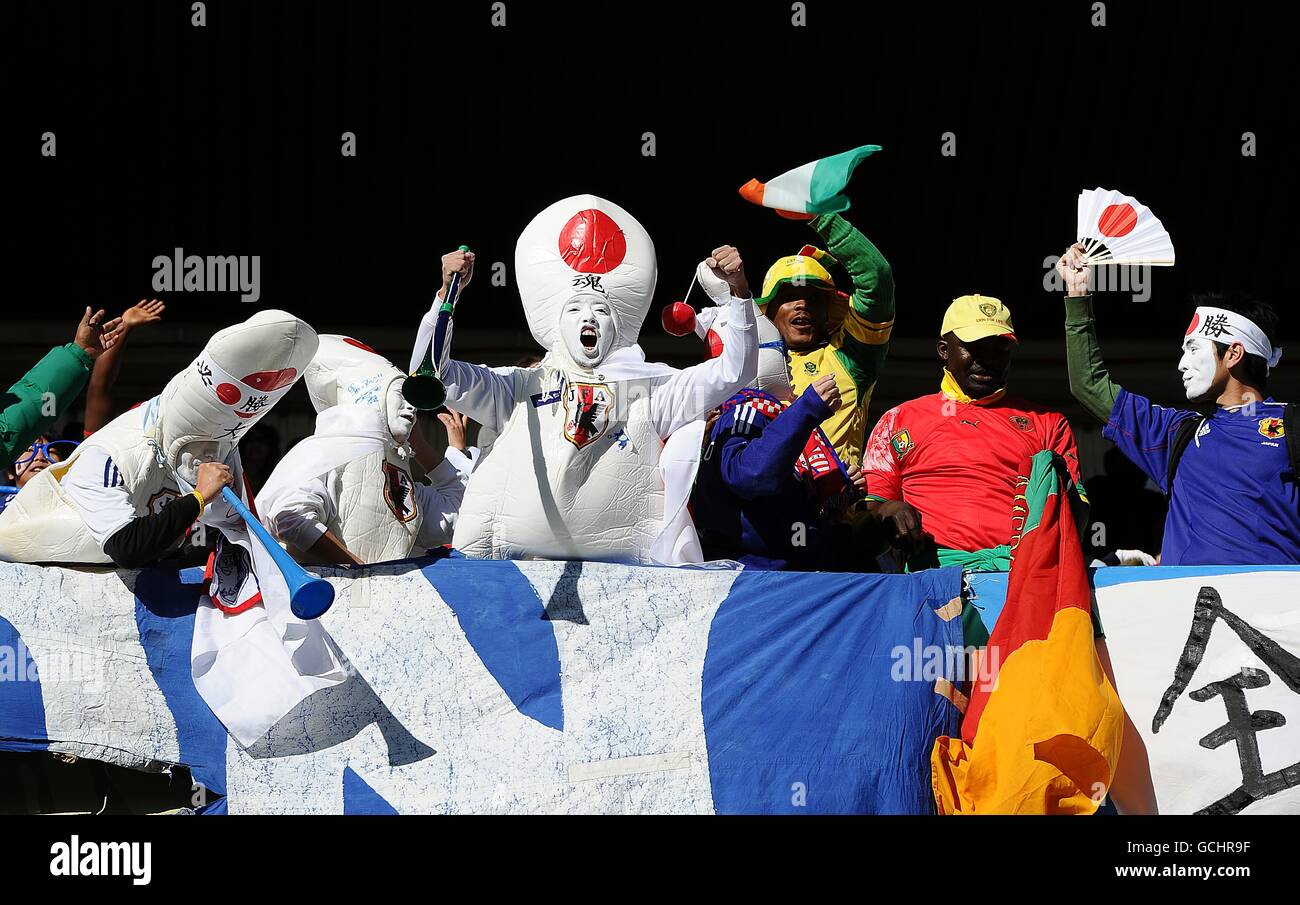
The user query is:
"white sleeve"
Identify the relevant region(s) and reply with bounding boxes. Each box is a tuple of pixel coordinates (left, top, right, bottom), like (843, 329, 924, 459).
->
(650, 294, 758, 437)
(59, 446, 140, 547)
(441, 361, 519, 433)
(265, 471, 336, 551)
(411, 289, 519, 431)
(413, 447, 476, 548)
(410, 299, 441, 375)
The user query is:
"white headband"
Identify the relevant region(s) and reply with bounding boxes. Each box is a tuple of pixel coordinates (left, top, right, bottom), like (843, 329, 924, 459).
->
(197, 355, 297, 419)
(1187, 307, 1283, 371)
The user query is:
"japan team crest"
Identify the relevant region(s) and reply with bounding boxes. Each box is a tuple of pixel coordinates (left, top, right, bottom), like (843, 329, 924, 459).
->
(382, 461, 419, 522)
(1258, 417, 1285, 440)
(563, 382, 613, 448)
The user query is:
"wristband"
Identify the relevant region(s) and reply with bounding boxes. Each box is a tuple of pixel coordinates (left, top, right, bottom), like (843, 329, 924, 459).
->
(190, 489, 206, 516)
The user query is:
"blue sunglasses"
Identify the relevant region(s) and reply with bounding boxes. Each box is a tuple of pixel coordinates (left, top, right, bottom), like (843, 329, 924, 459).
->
(14, 439, 80, 468)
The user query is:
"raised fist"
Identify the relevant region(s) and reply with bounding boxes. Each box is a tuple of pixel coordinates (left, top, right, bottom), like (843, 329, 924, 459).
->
(440, 248, 476, 297)
(705, 245, 750, 300)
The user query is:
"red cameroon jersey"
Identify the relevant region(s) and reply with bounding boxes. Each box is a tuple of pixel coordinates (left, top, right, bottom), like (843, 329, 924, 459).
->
(862, 391, 1083, 552)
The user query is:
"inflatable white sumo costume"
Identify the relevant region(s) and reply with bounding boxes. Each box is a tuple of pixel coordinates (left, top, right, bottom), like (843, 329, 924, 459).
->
(256, 335, 476, 564)
(412, 195, 758, 564)
(0, 310, 317, 567)
(0, 311, 352, 747)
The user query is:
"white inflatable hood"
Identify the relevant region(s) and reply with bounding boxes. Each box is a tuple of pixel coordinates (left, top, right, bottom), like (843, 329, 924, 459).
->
(305, 334, 405, 414)
(515, 194, 657, 356)
(157, 309, 318, 468)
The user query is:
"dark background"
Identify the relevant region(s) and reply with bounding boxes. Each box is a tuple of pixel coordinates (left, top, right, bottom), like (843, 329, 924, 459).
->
(5, 0, 1295, 453)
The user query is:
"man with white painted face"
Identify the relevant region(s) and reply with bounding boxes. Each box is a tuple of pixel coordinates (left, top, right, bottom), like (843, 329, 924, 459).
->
(258, 335, 475, 565)
(1059, 243, 1298, 565)
(0, 310, 318, 570)
(416, 196, 758, 564)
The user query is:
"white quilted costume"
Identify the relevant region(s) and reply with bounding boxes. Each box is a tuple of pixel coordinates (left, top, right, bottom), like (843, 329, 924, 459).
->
(412, 195, 758, 564)
(257, 335, 475, 564)
(0, 310, 318, 565)
(0, 310, 344, 748)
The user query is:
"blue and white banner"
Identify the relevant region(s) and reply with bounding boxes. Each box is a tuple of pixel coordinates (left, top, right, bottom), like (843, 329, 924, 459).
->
(0, 558, 964, 814)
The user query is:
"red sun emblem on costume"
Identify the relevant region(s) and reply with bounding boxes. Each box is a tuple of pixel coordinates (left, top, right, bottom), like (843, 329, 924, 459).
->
(1097, 203, 1138, 238)
(215, 383, 241, 405)
(242, 368, 298, 391)
(1186, 312, 1200, 336)
(558, 209, 627, 274)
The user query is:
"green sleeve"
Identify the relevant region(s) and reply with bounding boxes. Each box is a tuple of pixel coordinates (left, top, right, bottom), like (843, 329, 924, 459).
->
(1, 343, 93, 461)
(1064, 295, 1122, 423)
(810, 213, 894, 395)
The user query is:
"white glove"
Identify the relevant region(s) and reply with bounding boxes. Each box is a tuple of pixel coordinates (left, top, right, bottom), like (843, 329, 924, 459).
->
(1114, 549, 1158, 567)
(696, 259, 732, 307)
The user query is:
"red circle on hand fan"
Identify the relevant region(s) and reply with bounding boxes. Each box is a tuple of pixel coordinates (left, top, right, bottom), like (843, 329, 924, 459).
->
(1097, 203, 1139, 238)
(558, 209, 627, 274)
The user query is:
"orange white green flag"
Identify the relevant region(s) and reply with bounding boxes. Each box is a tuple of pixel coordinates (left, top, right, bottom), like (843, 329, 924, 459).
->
(739, 145, 881, 220)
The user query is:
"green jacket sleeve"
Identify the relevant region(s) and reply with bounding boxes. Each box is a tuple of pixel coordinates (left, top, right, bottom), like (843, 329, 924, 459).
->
(1063, 295, 1122, 422)
(810, 212, 894, 395)
(1, 343, 93, 461)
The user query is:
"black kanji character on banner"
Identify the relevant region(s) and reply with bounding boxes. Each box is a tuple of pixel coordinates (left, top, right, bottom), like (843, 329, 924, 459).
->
(1153, 586, 1300, 814)
(196, 361, 214, 388)
(240, 394, 270, 414)
(1198, 313, 1232, 339)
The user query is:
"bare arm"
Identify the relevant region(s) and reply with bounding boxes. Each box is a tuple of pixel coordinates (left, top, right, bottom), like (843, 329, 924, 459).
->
(84, 300, 165, 434)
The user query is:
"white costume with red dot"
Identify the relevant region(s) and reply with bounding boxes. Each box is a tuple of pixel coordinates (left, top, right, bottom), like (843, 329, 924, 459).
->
(413, 195, 757, 564)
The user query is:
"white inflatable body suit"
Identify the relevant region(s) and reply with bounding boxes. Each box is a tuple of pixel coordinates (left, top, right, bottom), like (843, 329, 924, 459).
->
(0, 310, 318, 565)
(257, 335, 475, 564)
(413, 195, 757, 564)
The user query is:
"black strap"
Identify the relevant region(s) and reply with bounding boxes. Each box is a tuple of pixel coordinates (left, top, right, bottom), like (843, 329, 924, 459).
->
(1285, 402, 1299, 477)
(1168, 403, 1299, 495)
(1166, 416, 1204, 499)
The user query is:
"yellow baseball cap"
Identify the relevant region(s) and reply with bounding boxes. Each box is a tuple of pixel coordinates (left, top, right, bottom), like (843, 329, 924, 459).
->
(940, 294, 1018, 343)
(757, 251, 837, 308)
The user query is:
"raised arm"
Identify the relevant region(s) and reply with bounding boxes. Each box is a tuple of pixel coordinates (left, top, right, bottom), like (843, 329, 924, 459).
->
(814, 213, 894, 396)
(84, 300, 165, 434)
(719, 383, 834, 499)
(1057, 244, 1122, 422)
(410, 248, 518, 430)
(1, 307, 120, 461)
(651, 249, 759, 438)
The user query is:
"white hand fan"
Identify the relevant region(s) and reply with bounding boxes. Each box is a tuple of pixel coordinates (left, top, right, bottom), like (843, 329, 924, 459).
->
(1075, 187, 1175, 266)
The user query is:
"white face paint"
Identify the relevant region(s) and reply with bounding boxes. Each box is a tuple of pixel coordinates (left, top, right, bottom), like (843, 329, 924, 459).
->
(558, 297, 616, 368)
(177, 440, 224, 486)
(1178, 335, 1220, 401)
(385, 382, 417, 446)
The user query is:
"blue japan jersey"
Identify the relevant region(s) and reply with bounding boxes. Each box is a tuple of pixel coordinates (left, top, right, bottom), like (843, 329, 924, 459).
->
(1103, 388, 1298, 565)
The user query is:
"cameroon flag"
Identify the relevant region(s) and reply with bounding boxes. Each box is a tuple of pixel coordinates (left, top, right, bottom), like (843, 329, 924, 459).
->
(930, 451, 1125, 814)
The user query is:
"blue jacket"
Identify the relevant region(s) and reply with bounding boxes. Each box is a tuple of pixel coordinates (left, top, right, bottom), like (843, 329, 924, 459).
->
(691, 386, 835, 570)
